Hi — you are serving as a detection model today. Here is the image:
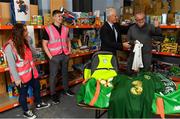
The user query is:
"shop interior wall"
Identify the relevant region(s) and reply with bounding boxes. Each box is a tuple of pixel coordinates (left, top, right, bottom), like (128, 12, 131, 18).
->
(93, 0, 124, 17)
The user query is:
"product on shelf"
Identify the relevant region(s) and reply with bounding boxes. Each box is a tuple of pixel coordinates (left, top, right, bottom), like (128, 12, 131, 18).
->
(44, 14, 51, 25)
(8, 85, 13, 98)
(30, 15, 43, 25)
(161, 43, 178, 54)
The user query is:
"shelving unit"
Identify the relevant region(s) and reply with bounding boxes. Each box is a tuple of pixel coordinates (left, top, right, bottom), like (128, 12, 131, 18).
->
(0, 50, 96, 112)
(0, 25, 45, 30)
(160, 25, 180, 29)
(0, 94, 33, 112)
(152, 51, 180, 57)
(0, 24, 99, 112)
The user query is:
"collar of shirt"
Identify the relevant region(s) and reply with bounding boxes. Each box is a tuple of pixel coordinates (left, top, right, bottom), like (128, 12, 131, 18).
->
(107, 21, 114, 30)
(53, 23, 62, 30)
(52, 23, 62, 35)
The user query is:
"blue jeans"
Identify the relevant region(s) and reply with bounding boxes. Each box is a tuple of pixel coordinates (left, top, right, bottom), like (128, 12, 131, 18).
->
(17, 76, 41, 112)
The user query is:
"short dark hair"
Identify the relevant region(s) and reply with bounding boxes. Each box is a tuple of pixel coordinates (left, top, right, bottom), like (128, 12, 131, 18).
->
(52, 10, 62, 16)
(134, 7, 145, 16)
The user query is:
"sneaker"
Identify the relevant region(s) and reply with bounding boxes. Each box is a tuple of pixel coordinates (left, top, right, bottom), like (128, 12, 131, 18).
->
(51, 94, 60, 104)
(36, 102, 51, 110)
(63, 90, 75, 97)
(23, 110, 36, 119)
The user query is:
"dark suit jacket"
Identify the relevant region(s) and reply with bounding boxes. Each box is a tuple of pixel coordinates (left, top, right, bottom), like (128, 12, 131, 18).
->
(100, 22, 123, 54)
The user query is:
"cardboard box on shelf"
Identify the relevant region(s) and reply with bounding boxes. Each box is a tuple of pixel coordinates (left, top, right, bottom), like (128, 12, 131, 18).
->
(161, 43, 178, 54)
(123, 6, 133, 15)
(68, 59, 74, 71)
(0, 2, 39, 25)
(0, 75, 6, 94)
(174, 0, 180, 12)
(39, 78, 48, 91)
(168, 14, 175, 24)
(44, 14, 51, 25)
(177, 45, 180, 54)
(0, 2, 11, 25)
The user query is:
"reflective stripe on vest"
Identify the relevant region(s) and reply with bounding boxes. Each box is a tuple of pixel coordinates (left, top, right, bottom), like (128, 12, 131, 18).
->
(4, 40, 39, 83)
(45, 25, 69, 56)
(18, 67, 32, 76)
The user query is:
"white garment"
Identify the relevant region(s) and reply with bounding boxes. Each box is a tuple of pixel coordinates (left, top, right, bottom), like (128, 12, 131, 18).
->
(132, 40, 144, 71)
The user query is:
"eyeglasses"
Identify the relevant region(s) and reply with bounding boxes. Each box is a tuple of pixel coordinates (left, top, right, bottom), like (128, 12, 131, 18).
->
(135, 17, 145, 22)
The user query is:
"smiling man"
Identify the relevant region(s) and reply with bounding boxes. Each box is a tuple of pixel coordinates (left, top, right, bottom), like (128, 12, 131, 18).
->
(126, 9, 162, 75)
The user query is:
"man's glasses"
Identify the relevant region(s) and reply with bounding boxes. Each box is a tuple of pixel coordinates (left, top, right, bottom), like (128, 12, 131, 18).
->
(135, 17, 145, 22)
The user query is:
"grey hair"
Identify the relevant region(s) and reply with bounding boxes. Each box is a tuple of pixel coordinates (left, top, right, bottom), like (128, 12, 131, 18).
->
(106, 7, 116, 17)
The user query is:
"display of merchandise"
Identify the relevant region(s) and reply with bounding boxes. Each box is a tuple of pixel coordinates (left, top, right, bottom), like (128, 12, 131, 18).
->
(30, 15, 43, 25)
(175, 13, 180, 25)
(7, 84, 19, 98)
(35, 48, 47, 60)
(8, 85, 13, 98)
(169, 66, 180, 77)
(60, 7, 77, 25)
(0, 49, 5, 65)
(161, 43, 178, 54)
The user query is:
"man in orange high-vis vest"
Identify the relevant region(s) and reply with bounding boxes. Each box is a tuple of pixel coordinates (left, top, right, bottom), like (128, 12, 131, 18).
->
(42, 10, 74, 104)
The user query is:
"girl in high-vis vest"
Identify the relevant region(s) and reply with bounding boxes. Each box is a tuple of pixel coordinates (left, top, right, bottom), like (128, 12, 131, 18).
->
(3, 23, 50, 119)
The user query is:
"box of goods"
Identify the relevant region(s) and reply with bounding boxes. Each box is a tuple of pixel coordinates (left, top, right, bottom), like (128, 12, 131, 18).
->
(168, 14, 175, 24)
(0, 16, 2, 26)
(161, 43, 178, 54)
(39, 78, 48, 91)
(123, 6, 133, 15)
(44, 14, 51, 25)
(150, 16, 161, 25)
(0, 75, 6, 94)
(35, 48, 47, 60)
(174, 0, 180, 12)
(37, 15, 43, 25)
(177, 45, 180, 54)
(175, 13, 180, 25)
(30, 15, 37, 25)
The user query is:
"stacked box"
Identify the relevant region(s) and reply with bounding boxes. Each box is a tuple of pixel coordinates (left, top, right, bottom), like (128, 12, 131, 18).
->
(161, 43, 178, 54)
(177, 45, 180, 54)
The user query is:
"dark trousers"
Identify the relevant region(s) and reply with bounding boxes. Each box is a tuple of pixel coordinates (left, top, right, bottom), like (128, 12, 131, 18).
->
(127, 52, 152, 74)
(17, 77, 41, 112)
(49, 54, 69, 95)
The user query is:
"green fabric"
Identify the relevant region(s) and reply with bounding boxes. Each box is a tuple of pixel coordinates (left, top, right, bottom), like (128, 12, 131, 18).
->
(153, 73, 176, 95)
(84, 69, 91, 80)
(152, 85, 180, 114)
(169, 66, 180, 76)
(76, 78, 113, 108)
(108, 72, 164, 118)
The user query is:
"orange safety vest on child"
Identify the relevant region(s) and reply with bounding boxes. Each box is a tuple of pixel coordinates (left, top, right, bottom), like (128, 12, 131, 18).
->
(45, 25, 70, 56)
(3, 40, 39, 83)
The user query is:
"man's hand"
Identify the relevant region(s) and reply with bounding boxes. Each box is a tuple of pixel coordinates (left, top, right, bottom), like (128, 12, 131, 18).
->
(154, 16, 159, 28)
(123, 42, 131, 49)
(14, 80, 22, 87)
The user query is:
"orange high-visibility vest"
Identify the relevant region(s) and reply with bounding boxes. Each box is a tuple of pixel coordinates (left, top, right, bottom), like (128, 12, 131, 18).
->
(45, 25, 70, 56)
(4, 40, 39, 83)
